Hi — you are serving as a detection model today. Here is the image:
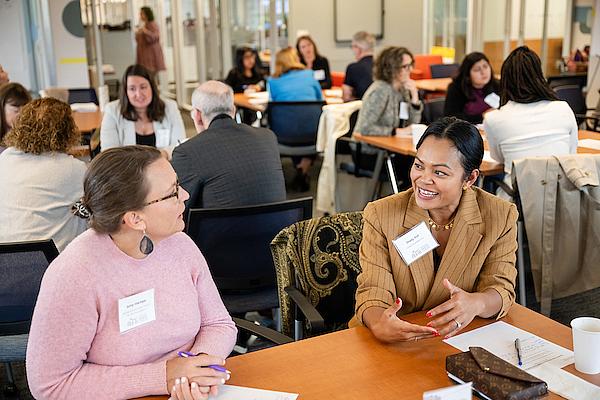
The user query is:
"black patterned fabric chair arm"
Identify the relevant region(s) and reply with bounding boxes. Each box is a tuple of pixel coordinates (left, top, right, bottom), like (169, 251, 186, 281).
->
(232, 317, 293, 345)
(284, 286, 326, 334)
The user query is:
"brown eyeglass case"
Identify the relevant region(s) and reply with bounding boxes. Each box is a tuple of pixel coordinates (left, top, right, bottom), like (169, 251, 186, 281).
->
(446, 346, 548, 400)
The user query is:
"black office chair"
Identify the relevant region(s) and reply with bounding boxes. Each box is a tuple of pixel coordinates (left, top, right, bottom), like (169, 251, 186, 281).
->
(422, 96, 446, 124)
(68, 88, 99, 105)
(553, 84, 596, 127)
(0, 240, 59, 395)
(267, 101, 326, 157)
(430, 63, 459, 79)
(186, 198, 313, 318)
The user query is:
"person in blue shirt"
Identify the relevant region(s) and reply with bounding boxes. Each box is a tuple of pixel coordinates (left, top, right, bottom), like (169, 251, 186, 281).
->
(268, 47, 323, 102)
(267, 47, 323, 191)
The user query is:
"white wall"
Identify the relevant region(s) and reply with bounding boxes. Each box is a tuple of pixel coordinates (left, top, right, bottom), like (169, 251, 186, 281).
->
(288, 0, 424, 72)
(49, 0, 89, 88)
(0, 0, 34, 89)
(482, 0, 568, 42)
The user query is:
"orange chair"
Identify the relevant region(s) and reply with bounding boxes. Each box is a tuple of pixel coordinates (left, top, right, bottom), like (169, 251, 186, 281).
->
(410, 54, 443, 80)
(331, 71, 345, 87)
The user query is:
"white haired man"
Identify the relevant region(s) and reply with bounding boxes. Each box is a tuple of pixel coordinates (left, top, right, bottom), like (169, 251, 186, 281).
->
(342, 31, 375, 102)
(171, 80, 286, 212)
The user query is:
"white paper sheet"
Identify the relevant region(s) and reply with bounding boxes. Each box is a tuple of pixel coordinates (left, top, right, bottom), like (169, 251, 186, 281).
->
(528, 363, 600, 400)
(444, 321, 573, 370)
(578, 139, 600, 151)
(423, 382, 472, 400)
(209, 385, 298, 400)
(247, 92, 270, 101)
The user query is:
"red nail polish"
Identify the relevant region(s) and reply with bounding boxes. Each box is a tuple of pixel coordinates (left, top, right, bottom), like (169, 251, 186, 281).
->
(395, 297, 400, 305)
(426, 311, 432, 317)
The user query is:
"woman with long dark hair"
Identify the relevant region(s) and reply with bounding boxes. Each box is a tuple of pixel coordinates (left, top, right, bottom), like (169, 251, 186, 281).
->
(296, 35, 332, 89)
(224, 46, 265, 93)
(100, 64, 185, 156)
(483, 46, 578, 197)
(0, 82, 31, 153)
(444, 52, 500, 123)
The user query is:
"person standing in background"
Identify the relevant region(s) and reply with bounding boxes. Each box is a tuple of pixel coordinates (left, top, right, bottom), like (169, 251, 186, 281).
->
(135, 7, 166, 82)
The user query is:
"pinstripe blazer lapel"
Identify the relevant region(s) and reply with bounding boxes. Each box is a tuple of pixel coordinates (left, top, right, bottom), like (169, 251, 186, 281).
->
(423, 188, 483, 309)
(402, 194, 435, 309)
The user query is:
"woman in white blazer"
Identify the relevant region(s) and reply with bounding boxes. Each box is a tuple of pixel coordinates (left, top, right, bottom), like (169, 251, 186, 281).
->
(101, 64, 185, 156)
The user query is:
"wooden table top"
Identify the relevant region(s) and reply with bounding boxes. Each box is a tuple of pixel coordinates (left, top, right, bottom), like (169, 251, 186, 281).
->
(138, 304, 599, 400)
(354, 130, 600, 177)
(72, 110, 102, 133)
(234, 88, 344, 112)
(415, 77, 452, 92)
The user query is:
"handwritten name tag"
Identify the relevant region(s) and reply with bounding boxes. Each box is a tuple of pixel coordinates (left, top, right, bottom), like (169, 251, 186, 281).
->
(392, 221, 439, 265)
(118, 288, 156, 333)
(423, 383, 472, 400)
(313, 69, 326, 81)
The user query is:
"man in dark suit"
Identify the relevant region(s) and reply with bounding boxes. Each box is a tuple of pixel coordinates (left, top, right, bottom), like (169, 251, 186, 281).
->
(171, 80, 286, 212)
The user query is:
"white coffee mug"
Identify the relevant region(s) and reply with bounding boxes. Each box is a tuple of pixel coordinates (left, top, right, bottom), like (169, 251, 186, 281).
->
(571, 317, 600, 374)
(411, 124, 428, 147)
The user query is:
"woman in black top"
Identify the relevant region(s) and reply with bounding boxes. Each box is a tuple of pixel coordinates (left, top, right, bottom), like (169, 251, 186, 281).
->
(443, 52, 500, 124)
(296, 35, 332, 89)
(224, 47, 265, 93)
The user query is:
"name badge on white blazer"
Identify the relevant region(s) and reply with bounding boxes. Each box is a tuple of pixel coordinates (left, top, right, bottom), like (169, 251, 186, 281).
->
(118, 288, 156, 333)
(155, 128, 170, 148)
(392, 221, 439, 265)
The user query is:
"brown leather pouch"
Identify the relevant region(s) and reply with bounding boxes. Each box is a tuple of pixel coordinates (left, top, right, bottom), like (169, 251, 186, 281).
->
(446, 346, 548, 400)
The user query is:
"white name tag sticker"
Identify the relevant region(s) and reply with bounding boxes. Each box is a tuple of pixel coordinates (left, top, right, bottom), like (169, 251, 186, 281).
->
(313, 69, 326, 81)
(423, 383, 472, 400)
(484, 92, 500, 109)
(392, 221, 439, 265)
(155, 128, 170, 148)
(399, 101, 410, 120)
(118, 288, 156, 333)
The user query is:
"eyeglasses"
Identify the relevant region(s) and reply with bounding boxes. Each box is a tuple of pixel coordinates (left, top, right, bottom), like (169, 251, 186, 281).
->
(144, 180, 180, 206)
(400, 62, 415, 71)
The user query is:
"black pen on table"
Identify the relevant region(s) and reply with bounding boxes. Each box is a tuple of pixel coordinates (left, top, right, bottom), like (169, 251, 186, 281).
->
(514, 338, 523, 366)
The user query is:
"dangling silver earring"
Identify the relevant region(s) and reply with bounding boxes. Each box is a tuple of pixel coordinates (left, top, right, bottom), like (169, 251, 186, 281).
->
(139, 230, 154, 255)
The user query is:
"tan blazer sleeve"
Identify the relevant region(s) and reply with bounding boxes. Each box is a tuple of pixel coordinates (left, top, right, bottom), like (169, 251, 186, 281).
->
(475, 203, 518, 318)
(354, 202, 397, 324)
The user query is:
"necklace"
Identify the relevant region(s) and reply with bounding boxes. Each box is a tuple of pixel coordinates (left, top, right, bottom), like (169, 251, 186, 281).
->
(428, 218, 454, 231)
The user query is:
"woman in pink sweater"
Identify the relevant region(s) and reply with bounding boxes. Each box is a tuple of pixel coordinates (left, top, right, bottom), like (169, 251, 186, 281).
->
(26, 146, 237, 399)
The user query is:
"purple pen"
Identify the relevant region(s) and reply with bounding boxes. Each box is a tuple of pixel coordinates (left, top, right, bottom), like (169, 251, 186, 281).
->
(177, 351, 229, 373)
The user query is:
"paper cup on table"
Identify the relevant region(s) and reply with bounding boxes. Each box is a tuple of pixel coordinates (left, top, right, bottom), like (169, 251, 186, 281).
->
(411, 124, 428, 147)
(571, 317, 600, 374)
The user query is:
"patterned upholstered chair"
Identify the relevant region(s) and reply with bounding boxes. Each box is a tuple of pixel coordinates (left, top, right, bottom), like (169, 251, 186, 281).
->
(270, 212, 363, 339)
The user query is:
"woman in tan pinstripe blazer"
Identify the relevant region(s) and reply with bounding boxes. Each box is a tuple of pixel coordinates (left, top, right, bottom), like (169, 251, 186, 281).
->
(351, 117, 518, 343)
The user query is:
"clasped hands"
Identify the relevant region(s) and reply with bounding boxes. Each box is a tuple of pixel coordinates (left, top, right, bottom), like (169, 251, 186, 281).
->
(369, 279, 483, 343)
(166, 353, 231, 400)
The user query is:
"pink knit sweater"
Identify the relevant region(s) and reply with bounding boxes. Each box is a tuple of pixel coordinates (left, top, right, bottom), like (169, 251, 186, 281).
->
(26, 230, 237, 399)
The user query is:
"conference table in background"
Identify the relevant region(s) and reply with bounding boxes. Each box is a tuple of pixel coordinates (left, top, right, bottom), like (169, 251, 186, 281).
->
(137, 304, 599, 400)
(69, 110, 102, 158)
(72, 110, 102, 133)
(233, 88, 344, 112)
(414, 77, 452, 93)
(354, 129, 600, 195)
